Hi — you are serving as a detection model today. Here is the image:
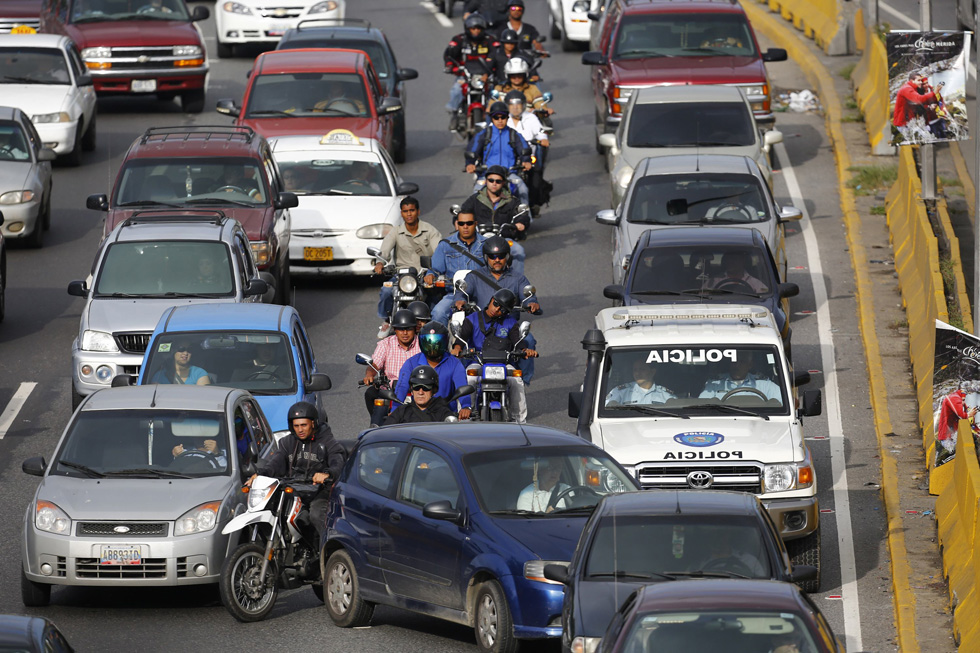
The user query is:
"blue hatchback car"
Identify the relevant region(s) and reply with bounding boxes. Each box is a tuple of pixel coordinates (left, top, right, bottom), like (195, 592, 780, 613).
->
(321, 423, 640, 653)
(126, 303, 331, 432)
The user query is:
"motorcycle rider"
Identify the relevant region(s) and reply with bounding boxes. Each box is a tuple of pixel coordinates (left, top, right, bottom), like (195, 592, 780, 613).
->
(363, 309, 421, 426)
(490, 29, 536, 85)
(444, 14, 497, 117)
(462, 0, 510, 30)
(408, 300, 432, 333)
(384, 365, 457, 424)
(466, 104, 532, 206)
(493, 0, 547, 55)
(494, 58, 554, 117)
(458, 165, 528, 271)
(425, 209, 487, 325)
(394, 322, 472, 420)
(247, 401, 346, 543)
(452, 289, 538, 423)
(503, 90, 551, 215)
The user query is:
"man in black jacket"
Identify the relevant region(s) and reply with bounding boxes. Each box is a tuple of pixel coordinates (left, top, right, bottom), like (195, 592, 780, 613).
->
(384, 365, 457, 424)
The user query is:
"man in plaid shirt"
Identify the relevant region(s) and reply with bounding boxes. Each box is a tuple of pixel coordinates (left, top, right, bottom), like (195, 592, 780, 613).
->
(362, 309, 421, 426)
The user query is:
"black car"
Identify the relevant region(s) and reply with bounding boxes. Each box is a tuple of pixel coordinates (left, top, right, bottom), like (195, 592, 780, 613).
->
(0, 615, 73, 652)
(544, 490, 817, 653)
(277, 19, 418, 162)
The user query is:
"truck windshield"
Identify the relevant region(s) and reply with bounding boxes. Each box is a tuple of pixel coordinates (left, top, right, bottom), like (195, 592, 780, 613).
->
(626, 173, 769, 225)
(114, 159, 270, 207)
(71, 0, 190, 22)
(613, 13, 757, 59)
(245, 73, 370, 118)
(626, 102, 755, 148)
(94, 241, 235, 298)
(598, 345, 789, 416)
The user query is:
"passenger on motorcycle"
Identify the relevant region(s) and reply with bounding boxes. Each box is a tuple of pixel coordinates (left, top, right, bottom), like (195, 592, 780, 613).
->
(363, 309, 421, 426)
(444, 14, 497, 114)
(394, 321, 473, 420)
(466, 106, 532, 206)
(248, 401, 346, 542)
(491, 30, 536, 85)
(494, 58, 554, 116)
(408, 300, 432, 333)
(462, 0, 510, 29)
(425, 211, 487, 325)
(384, 365, 458, 424)
(503, 90, 551, 214)
(493, 0, 547, 55)
(373, 196, 442, 339)
(458, 164, 528, 268)
(452, 289, 538, 423)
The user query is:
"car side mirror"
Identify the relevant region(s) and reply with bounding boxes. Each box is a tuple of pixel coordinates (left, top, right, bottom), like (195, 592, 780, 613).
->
(778, 283, 799, 299)
(598, 133, 616, 149)
(244, 278, 269, 297)
(38, 148, 57, 162)
(397, 68, 418, 81)
(543, 563, 569, 584)
(379, 96, 403, 114)
(801, 389, 822, 417)
(307, 373, 332, 392)
(67, 280, 88, 297)
(396, 182, 419, 195)
(275, 191, 299, 209)
(111, 374, 135, 387)
(763, 129, 783, 149)
(789, 564, 818, 582)
(778, 206, 803, 222)
(763, 48, 788, 62)
(581, 51, 607, 66)
(595, 209, 618, 225)
(422, 500, 462, 523)
(191, 5, 209, 21)
(216, 99, 240, 117)
(449, 384, 476, 402)
(568, 391, 583, 418)
(586, 11, 600, 20)
(794, 371, 811, 387)
(603, 284, 624, 301)
(22, 457, 46, 477)
(77, 73, 94, 86)
(86, 194, 108, 211)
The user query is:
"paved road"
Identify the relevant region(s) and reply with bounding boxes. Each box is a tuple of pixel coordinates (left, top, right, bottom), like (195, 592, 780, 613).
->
(0, 0, 897, 649)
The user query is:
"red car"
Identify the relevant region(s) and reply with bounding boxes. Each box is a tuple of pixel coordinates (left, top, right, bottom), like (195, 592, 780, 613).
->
(38, 0, 209, 113)
(0, 0, 42, 33)
(216, 48, 402, 153)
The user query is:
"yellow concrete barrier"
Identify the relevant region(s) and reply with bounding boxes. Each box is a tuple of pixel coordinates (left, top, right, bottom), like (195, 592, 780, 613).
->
(851, 27, 895, 155)
(936, 196, 975, 333)
(758, 0, 848, 54)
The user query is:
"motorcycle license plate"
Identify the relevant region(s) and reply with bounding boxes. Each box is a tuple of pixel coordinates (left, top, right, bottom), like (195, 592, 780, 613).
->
(303, 247, 333, 261)
(131, 79, 156, 93)
(100, 545, 143, 565)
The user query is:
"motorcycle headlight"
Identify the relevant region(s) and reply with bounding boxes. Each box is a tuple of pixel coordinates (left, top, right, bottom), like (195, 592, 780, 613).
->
(248, 480, 279, 510)
(398, 275, 418, 294)
(250, 241, 271, 266)
(81, 330, 119, 352)
(472, 78, 485, 90)
(523, 560, 568, 584)
(356, 223, 393, 239)
(80, 46, 111, 59)
(483, 366, 506, 381)
(221, 1, 253, 14)
(763, 464, 795, 492)
(35, 500, 71, 535)
(173, 45, 202, 57)
(32, 112, 71, 124)
(309, 0, 339, 12)
(0, 190, 35, 204)
(571, 0, 589, 11)
(174, 501, 221, 536)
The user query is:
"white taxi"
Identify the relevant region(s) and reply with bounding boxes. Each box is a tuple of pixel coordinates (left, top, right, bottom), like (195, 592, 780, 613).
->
(0, 33, 97, 166)
(272, 130, 419, 276)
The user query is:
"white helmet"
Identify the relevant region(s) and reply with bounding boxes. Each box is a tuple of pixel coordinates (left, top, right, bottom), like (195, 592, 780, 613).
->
(503, 58, 530, 77)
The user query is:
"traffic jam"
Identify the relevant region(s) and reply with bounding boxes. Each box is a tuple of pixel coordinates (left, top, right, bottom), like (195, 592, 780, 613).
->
(1, 0, 872, 650)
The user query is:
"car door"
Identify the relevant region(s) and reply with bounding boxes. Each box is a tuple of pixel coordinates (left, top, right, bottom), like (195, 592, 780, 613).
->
(66, 43, 96, 127)
(379, 445, 465, 609)
(365, 65, 391, 149)
(262, 144, 290, 256)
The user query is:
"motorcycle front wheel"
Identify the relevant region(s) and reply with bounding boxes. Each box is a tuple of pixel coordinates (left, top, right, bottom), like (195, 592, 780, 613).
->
(469, 107, 484, 138)
(219, 542, 279, 622)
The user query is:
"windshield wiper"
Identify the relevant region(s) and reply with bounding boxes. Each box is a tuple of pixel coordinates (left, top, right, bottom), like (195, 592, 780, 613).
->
(116, 200, 181, 207)
(326, 189, 353, 196)
(680, 47, 728, 55)
(184, 197, 254, 207)
(550, 505, 600, 515)
(701, 287, 763, 298)
(605, 405, 687, 418)
(665, 569, 753, 579)
(0, 76, 63, 84)
(104, 468, 192, 479)
(152, 292, 226, 298)
(58, 460, 106, 478)
(686, 403, 769, 420)
(309, 108, 358, 116)
(488, 509, 537, 515)
(248, 109, 300, 117)
(616, 50, 671, 58)
(72, 15, 120, 22)
(102, 292, 146, 298)
(590, 570, 677, 581)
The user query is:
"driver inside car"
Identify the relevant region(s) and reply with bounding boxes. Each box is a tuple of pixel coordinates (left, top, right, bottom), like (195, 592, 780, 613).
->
(172, 437, 227, 467)
(698, 351, 781, 401)
(696, 528, 767, 577)
(709, 251, 769, 293)
(516, 457, 569, 513)
(312, 80, 367, 115)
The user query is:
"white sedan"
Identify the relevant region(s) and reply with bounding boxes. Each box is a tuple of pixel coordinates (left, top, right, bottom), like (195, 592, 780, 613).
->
(0, 33, 97, 167)
(272, 130, 419, 276)
(547, 0, 596, 51)
(214, 0, 345, 58)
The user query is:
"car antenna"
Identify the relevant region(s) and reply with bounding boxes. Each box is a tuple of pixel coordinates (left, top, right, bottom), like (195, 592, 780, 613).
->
(675, 490, 682, 514)
(150, 386, 158, 408)
(519, 424, 532, 446)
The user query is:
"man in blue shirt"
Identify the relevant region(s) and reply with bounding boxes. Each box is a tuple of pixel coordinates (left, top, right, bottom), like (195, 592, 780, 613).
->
(465, 101, 532, 205)
(395, 322, 472, 420)
(425, 211, 487, 325)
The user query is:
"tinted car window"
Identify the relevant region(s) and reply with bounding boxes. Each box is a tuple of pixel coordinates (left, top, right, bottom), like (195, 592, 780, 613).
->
(357, 443, 405, 494)
(0, 120, 31, 161)
(613, 12, 757, 59)
(280, 39, 390, 78)
(627, 102, 755, 148)
(627, 174, 768, 225)
(399, 447, 460, 509)
(114, 159, 269, 206)
(0, 47, 71, 84)
(246, 72, 369, 118)
(626, 244, 775, 297)
(622, 611, 818, 653)
(70, 0, 190, 23)
(94, 241, 234, 297)
(280, 159, 392, 197)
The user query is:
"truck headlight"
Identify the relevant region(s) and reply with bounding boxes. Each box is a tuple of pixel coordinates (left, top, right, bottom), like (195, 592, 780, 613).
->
(81, 46, 111, 59)
(35, 501, 71, 535)
(309, 0, 339, 12)
(81, 330, 119, 352)
(175, 501, 221, 535)
(763, 464, 795, 492)
(221, 1, 253, 14)
(32, 112, 71, 124)
(0, 190, 35, 204)
(173, 45, 202, 57)
(356, 223, 392, 239)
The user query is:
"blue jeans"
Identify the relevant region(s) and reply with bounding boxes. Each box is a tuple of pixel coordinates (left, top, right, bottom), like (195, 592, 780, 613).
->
(473, 173, 529, 206)
(378, 281, 395, 321)
(447, 78, 463, 112)
(518, 333, 536, 383)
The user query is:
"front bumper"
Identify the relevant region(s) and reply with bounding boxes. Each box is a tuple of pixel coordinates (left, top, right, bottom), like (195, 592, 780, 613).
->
(760, 495, 818, 540)
(289, 233, 380, 276)
(71, 341, 143, 397)
(90, 68, 207, 95)
(36, 119, 81, 155)
(0, 196, 42, 239)
(510, 574, 565, 639)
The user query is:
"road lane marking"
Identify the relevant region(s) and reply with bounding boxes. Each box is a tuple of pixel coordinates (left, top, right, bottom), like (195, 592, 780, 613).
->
(420, 1, 455, 28)
(776, 141, 864, 651)
(0, 382, 38, 440)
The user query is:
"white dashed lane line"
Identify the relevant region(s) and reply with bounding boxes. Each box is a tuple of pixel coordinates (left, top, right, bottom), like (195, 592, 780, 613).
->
(0, 382, 38, 440)
(420, 0, 455, 28)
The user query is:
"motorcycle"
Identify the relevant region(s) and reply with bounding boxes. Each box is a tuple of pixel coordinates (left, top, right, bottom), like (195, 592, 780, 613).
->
(449, 279, 540, 343)
(446, 57, 492, 139)
(450, 320, 532, 422)
(356, 352, 393, 426)
(219, 475, 327, 621)
(368, 246, 432, 338)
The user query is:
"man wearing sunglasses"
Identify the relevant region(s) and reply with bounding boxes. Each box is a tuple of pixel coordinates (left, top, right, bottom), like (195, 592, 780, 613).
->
(384, 365, 456, 424)
(425, 210, 488, 325)
(493, 0, 547, 56)
(395, 322, 472, 420)
(459, 164, 530, 266)
(466, 101, 532, 206)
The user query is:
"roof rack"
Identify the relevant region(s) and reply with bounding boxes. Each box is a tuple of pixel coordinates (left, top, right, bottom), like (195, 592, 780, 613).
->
(295, 18, 371, 30)
(121, 209, 228, 228)
(140, 125, 256, 145)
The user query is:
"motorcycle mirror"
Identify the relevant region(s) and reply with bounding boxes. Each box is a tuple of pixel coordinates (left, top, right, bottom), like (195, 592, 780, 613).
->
(355, 353, 373, 366)
(450, 204, 461, 216)
(517, 321, 531, 340)
(379, 388, 401, 404)
(522, 285, 536, 299)
(517, 203, 529, 214)
(490, 89, 501, 99)
(541, 91, 553, 102)
(366, 246, 382, 258)
(449, 321, 461, 338)
(455, 279, 469, 293)
(449, 384, 476, 402)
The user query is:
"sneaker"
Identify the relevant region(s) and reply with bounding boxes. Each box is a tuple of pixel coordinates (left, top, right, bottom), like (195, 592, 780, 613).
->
(377, 323, 391, 340)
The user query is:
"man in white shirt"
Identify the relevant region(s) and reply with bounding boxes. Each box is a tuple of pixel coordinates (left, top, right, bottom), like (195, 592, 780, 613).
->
(517, 458, 568, 513)
(503, 90, 550, 214)
(605, 357, 675, 406)
(699, 351, 781, 401)
(709, 251, 769, 294)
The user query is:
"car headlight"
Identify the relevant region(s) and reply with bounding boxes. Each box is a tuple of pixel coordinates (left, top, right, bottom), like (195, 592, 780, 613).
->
(248, 480, 279, 510)
(81, 46, 112, 59)
(81, 330, 119, 352)
(523, 560, 568, 584)
(571, 637, 602, 653)
(763, 464, 796, 492)
(571, 0, 589, 12)
(309, 0, 339, 12)
(35, 500, 71, 535)
(32, 112, 71, 124)
(397, 275, 418, 294)
(221, 1, 253, 14)
(615, 165, 633, 189)
(356, 223, 393, 239)
(250, 241, 271, 266)
(0, 190, 35, 204)
(174, 501, 221, 536)
(173, 45, 202, 57)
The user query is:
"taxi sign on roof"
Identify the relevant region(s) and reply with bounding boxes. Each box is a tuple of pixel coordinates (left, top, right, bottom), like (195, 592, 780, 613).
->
(11, 24, 37, 34)
(320, 129, 361, 146)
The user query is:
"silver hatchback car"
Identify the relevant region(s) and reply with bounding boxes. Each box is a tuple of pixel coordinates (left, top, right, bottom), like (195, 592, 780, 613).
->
(21, 384, 275, 606)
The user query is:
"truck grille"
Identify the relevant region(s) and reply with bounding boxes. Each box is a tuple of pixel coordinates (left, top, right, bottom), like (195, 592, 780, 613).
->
(94, 46, 202, 70)
(77, 522, 168, 537)
(636, 463, 762, 494)
(0, 18, 40, 32)
(114, 332, 151, 355)
(76, 558, 167, 579)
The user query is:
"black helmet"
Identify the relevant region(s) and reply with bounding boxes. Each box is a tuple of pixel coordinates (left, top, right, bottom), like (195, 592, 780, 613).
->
(407, 300, 431, 322)
(464, 13, 487, 30)
(500, 29, 519, 44)
(391, 308, 416, 331)
(509, 0, 524, 7)
(490, 288, 517, 313)
(483, 235, 511, 265)
(408, 365, 439, 391)
(504, 89, 526, 106)
(418, 321, 449, 360)
(287, 401, 318, 434)
(488, 101, 509, 117)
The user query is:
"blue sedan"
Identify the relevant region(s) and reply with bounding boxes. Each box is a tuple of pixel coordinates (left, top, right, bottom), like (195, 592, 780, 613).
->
(321, 423, 640, 652)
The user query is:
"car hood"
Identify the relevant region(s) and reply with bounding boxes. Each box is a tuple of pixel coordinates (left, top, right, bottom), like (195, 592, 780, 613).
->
(242, 117, 379, 140)
(488, 513, 588, 561)
(106, 206, 271, 240)
(290, 195, 401, 231)
(597, 417, 797, 466)
(67, 20, 202, 48)
(36, 474, 234, 521)
(0, 161, 30, 188)
(611, 55, 766, 86)
(85, 297, 237, 334)
(0, 84, 74, 116)
(575, 579, 648, 638)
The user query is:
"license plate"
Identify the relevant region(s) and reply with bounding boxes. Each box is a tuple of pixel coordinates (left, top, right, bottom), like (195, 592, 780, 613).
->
(100, 545, 142, 565)
(131, 79, 157, 93)
(303, 247, 333, 261)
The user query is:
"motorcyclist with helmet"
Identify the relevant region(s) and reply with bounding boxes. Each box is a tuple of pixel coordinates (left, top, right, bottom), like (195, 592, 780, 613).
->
(444, 14, 498, 115)
(491, 29, 536, 85)
(493, 0, 547, 55)
(494, 57, 554, 116)
(462, 0, 510, 30)
(452, 289, 537, 422)
(408, 300, 433, 333)
(502, 90, 551, 215)
(363, 308, 421, 426)
(394, 322, 472, 420)
(458, 164, 529, 272)
(383, 365, 457, 424)
(424, 209, 487, 325)
(466, 104, 532, 206)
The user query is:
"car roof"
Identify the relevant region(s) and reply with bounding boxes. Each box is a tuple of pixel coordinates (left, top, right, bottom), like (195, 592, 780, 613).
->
(160, 303, 295, 333)
(124, 126, 263, 160)
(596, 304, 781, 344)
(254, 48, 367, 74)
(632, 84, 747, 104)
(633, 579, 804, 612)
(621, 0, 746, 16)
(360, 423, 602, 455)
(596, 489, 760, 516)
(636, 225, 765, 248)
(270, 131, 386, 156)
(0, 33, 69, 48)
(281, 21, 385, 45)
(635, 154, 760, 178)
(0, 106, 22, 121)
(81, 384, 245, 412)
(108, 212, 238, 243)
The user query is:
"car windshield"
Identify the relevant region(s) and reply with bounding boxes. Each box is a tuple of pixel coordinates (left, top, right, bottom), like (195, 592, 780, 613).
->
(280, 159, 391, 196)
(114, 159, 269, 207)
(280, 39, 390, 79)
(627, 174, 769, 225)
(246, 72, 370, 118)
(626, 244, 777, 298)
(627, 102, 755, 148)
(465, 447, 635, 516)
(143, 331, 297, 395)
(51, 410, 231, 478)
(0, 121, 31, 162)
(613, 12, 757, 59)
(620, 611, 818, 653)
(586, 515, 772, 579)
(94, 241, 235, 298)
(0, 48, 71, 85)
(70, 0, 190, 22)
(599, 345, 789, 416)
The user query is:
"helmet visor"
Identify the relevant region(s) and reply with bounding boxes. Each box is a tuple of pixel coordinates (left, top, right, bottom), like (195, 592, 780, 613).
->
(419, 333, 448, 358)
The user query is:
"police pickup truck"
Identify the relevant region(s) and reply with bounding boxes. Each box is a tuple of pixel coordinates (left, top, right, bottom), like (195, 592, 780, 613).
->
(568, 305, 823, 590)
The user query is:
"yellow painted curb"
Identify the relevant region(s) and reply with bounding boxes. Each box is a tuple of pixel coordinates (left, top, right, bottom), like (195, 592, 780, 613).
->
(742, 3, 920, 652)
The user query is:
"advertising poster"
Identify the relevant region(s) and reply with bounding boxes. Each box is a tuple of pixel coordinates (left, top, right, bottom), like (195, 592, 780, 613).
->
(933, 320, 980, 467)
(887, 31, 970, 146)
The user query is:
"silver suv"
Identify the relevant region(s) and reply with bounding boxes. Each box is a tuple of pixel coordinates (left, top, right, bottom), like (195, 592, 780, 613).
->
(67, 211, 269, 408)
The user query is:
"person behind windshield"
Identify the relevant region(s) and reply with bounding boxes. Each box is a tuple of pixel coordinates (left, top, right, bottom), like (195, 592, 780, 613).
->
(171, 437, 226, 467)
(605, 356, 675, 406)
(709, 251, 768, 293)
(516, 457, 569, 513)
(337, 161, 381, 193)
(231, 342, 284, 382)
(194, 253, 222, 287)
(699, 351, 781, 401)
(151, 340, 212, 385)
(312, 79, 367, 115)
(697, 528, 767, 576)
(282, 165, 317, 192)
(220, 166, 261, 199)
(384, 365, 456, 424)
(137, 0, 176, 13)
(0, 129, 28, 161)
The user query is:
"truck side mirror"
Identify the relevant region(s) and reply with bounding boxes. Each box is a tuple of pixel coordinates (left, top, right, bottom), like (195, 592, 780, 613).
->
(801, 390, 822, 417)
(86, 194, 108, 211)
(568, 391, 583, 418)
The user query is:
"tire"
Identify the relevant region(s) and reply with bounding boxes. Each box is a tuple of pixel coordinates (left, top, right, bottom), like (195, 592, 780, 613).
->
(219, 542, 279, 622)
(560, 11, 574, 51)
(217, 41, 234, 59)
(71, 385, 84, 411)
(41, 195, 51, 231)
(312, 582, 324, 603)
(469, 107, 484, 139)
(474, 580, 519, 653)
(490, 408, 503, 422)
(324, 549, 374, 627)
(61, 124, 83, 167)
(21, 569, 51, 607)
(549, 13, 560, 39)
(81, 113, 97, 152)
(786, 529, 821, 593)
(181, 89, 206, 114)
(24, 214, 44, 249)
(393, 117, 407, 164)
(276, 262, 291, 306)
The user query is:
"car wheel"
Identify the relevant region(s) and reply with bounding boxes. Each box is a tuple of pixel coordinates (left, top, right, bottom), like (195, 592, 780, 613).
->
(277, 263, 291, 306)
(394, 117, 407, 164)
(549, 12, 560, 39)
(474, 580, 518, 653)
(560, 11, 575, 51)
(182, 89, 206, 114)
(61, 124, 83, 167)
(217, 40, 234, 59)
(41, 195, 51, 231)
(0, 253, 6, 323)
(70, 385, 84, 411)
(490, 408, 503, 422)
(21, 569, 51, 607)
(24, 215, 44, 249)
(324, 549, 375, 627)
(81, 113, 97, 152)
(786, 529, 821, 593)
(219, 542, 279, 622)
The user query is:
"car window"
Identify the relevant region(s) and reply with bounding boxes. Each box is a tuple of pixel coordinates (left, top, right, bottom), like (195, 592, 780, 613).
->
(241, 399, 271, 447)
(293, 318, 316, 375)
(22, 117, 43, 154)
(357, 443, 406, 495)
(0, 120, 31, 162)
(246, 72, 369, 118)
(94, 240, 235, 298)
(113, 158, 269, 207)
(621, 611, 818, 653)
(279, 39, 391, 79)
(279, 158, 392, 197)
(291, 325, 310, 383)
(626, 102, 754, 148)
(70, 0, 191, 23)
(627, 174, 768, 225)
(398, 447, 460, 510)
(365, 65, 382, 102)
(626, 244, 776, 297)
(613, 12, 757, 59)
(233, 236, 251, 290)
(67, 44, 87, 80)
(0, 47, 71, 85)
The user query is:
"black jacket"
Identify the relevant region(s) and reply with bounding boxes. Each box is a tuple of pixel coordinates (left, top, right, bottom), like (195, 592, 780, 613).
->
(461, 187, 529, 239)
(384, 396, 456, 425)
(256, 423, 346, 483)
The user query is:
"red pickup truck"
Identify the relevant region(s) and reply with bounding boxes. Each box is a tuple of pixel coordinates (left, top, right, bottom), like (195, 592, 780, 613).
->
(39, 0, 209, 112)
(0, 0, 42, 33)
